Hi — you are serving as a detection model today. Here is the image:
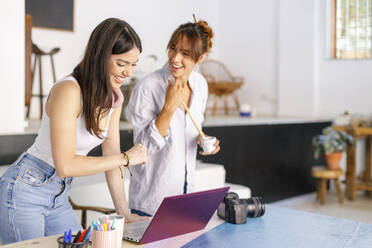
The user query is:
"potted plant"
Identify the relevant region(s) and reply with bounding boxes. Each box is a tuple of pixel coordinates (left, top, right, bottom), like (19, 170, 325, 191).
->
(312, 126, 354, 170)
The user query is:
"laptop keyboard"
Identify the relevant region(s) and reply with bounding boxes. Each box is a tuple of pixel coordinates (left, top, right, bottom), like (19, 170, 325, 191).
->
(124, 220, 151, 239)
(125, 226, 146, 237)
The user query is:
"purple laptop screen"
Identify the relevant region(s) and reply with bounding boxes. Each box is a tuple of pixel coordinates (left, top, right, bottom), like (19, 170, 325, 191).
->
(141, 186, 229, 244)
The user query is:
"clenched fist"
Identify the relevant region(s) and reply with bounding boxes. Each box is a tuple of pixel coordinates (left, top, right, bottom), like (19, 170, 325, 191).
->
(124, 144, 147, 166)
(163, 79, 187, 114)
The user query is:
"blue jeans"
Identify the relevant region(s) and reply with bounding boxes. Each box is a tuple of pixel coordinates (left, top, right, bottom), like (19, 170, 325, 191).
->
(0, 153, 81, 245)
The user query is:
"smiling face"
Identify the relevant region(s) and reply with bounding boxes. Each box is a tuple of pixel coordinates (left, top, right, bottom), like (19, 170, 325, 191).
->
(168, 35, 203, 81)
(108, 47, 140, 88)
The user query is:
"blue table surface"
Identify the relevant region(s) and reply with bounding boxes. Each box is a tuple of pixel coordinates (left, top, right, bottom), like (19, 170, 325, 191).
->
(182, 205, 372, 248)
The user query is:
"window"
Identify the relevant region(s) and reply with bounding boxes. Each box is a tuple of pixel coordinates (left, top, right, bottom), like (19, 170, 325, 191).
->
(328, 0, 372, 59)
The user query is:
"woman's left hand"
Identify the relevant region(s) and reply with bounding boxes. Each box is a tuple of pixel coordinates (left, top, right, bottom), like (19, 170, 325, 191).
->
(198, 136, 220, 156)
(125, 213, 150, 223)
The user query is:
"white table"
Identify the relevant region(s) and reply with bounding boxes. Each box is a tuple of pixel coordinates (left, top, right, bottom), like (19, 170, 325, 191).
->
(2, 213, 224, 248)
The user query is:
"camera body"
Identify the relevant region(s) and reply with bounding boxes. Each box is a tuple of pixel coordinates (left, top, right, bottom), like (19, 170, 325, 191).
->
(217, 192, 265, 224)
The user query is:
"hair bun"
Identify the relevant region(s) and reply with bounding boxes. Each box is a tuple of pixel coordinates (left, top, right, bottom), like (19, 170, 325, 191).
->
(197, 20, 214, 53)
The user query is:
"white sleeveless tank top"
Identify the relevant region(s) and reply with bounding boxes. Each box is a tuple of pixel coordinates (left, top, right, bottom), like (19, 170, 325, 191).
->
(27, 75, 114, 167)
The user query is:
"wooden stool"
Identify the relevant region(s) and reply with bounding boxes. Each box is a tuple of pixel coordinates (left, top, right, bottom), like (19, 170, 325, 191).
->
(27, 43, 60, 119)
(311, 166, 344, 204)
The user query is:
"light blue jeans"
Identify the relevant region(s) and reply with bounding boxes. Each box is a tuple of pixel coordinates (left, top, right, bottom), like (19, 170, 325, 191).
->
(0, 153, 81, 245)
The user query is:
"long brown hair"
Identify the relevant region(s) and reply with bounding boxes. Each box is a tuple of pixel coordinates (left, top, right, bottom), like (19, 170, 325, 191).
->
(167, 20, 214, 62)
(72, 18, 142, 138)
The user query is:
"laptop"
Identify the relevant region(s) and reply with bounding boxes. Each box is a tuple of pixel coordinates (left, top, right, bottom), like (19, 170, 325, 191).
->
(123, 186, 230, 244)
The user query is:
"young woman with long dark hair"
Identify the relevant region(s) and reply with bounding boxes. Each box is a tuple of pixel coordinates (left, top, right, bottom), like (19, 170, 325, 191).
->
(0, 18, 147, 245)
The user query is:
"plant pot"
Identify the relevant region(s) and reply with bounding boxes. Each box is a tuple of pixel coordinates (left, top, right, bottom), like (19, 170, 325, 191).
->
(325, 151, 343, 170)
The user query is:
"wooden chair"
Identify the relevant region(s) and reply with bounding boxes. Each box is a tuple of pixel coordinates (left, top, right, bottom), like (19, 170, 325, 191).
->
(68, 197, 116, 229)
(199, 59, 244, 115)
(311, 166, 344, 204)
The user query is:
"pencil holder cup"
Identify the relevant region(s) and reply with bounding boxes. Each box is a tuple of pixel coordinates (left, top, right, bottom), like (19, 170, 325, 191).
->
(57, 235, 90, 248)
(201, 136, 217, 154)
(99, 215, 124, 248)
(92, 229, 118, 248)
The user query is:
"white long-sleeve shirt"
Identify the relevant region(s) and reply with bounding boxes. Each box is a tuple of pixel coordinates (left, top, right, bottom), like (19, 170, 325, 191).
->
(127, 63, 208, 215)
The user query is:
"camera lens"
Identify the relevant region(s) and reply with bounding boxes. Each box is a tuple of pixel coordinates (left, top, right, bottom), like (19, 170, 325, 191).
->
(241, 197, 265, 218)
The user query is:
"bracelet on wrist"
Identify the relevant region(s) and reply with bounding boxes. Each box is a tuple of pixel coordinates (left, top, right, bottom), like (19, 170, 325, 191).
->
(120, 152, 132, 178)
(122, 152, 130, 167)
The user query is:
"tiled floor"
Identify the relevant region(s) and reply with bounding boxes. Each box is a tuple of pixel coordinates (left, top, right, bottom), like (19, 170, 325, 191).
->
(272, 189, 372, 224)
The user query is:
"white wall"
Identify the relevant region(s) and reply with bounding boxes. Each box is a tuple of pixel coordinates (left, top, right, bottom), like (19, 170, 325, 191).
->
(0, 0, 26, 133)
(216, 0, 372, 118)
(277, 0, 317, 117)
(316, 0, 372, 117)
(277, 0, 372, 118)
(2, 0, 372, 130)
(29, 0, 220, 118)
(217, 0, 278, 116)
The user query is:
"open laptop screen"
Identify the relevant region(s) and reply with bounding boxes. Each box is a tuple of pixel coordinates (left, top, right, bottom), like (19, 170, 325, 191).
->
(139, 186, 230, 244)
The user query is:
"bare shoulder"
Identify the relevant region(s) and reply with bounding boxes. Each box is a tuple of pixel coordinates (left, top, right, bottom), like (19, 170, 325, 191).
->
(51, 80, 80, 95)
(49, 80, 81, 101)
(46, 80, 81, 117)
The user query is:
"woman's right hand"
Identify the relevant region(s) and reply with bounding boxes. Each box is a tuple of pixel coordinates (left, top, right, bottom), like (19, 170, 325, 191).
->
(163, 79, 186, 113)
(124, 144, 147, 166)
(125, 213, 150, 223)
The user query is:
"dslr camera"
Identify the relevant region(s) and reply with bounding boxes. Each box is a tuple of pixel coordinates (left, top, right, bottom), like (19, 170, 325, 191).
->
(217, 192, 265, 224)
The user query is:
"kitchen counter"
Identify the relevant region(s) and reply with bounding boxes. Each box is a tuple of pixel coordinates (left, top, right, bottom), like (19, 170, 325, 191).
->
(5, 114, 331, 135)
